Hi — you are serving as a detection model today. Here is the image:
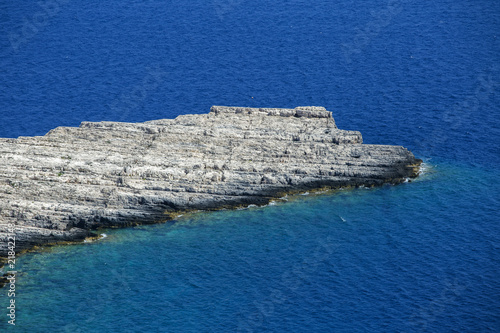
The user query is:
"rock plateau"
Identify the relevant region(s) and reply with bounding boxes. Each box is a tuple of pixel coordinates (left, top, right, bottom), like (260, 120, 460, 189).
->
(0, 106, 421, 260)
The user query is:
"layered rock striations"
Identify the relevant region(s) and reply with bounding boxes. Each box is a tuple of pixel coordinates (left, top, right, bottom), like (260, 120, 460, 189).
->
(0, 106, 421, 258)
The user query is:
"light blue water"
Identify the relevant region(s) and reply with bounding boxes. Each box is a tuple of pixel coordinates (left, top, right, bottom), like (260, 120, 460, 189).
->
(1, 0, 499, 332)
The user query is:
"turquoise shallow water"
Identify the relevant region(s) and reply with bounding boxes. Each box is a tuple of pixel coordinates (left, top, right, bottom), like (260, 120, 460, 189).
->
(1, 162, 499, 332)
(1, 0, 499, 331)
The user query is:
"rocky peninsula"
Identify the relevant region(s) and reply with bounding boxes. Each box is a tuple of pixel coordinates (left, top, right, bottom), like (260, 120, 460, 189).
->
(0, 106, 421, 261)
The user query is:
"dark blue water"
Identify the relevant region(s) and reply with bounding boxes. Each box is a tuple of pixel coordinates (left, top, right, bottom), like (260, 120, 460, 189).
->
(1, 0, 499, 332)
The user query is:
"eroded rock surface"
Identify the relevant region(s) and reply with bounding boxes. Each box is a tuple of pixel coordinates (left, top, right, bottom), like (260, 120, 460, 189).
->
(0, 106, 421, 257)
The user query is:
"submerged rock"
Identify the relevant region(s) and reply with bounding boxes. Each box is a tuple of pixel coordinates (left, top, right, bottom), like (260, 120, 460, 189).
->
(0, 106, 421, 257)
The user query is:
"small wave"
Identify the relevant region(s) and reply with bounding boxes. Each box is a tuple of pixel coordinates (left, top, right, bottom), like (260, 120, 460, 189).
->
(84, 233, 108, 243)
(418, 162, 432, 176)
(339, 216, 346, 222)
(237, 203, 270, 210)
(300, 192, 309, 196)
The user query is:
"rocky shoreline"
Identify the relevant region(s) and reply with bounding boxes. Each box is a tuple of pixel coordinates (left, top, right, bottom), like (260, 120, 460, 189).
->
(0, 106, 421, 265)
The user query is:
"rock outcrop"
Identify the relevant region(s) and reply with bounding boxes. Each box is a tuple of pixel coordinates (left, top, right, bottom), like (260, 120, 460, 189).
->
(0, 106, 421, 258)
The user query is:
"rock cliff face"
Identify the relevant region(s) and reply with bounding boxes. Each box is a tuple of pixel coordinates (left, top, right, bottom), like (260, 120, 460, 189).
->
(0, 106, 421, 258)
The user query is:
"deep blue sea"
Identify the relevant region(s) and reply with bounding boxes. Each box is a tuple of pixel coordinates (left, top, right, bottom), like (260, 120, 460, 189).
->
(1, 0, 499, 332)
